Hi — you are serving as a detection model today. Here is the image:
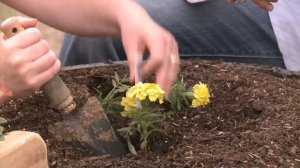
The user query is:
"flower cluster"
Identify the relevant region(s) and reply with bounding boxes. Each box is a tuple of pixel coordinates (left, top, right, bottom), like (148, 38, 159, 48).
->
(121, 82, 165, 117)
(191, 82, 210, 108)
(102, 78, 211, 155)
(168, 80, 211, 111)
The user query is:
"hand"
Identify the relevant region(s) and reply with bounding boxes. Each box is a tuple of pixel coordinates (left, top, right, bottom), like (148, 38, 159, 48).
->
(228, 0, 278, 11)
(0, 17, 61, 98)
(118, 2, 180, 96)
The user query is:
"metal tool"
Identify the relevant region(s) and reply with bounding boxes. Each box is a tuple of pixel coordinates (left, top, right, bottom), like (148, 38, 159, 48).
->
(0, 17, 126, 157)
(135, 55, 143, 108)
(135, 55, 143, 84)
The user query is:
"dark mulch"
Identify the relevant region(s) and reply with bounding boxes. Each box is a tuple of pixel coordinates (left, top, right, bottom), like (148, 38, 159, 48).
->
(1, 59, 299, 167)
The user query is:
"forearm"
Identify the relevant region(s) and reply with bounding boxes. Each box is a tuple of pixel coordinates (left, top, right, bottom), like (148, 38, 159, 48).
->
(1, 0, 148, 36)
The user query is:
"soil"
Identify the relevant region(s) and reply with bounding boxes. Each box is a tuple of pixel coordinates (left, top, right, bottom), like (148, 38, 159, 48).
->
(1, 59, 300, 168)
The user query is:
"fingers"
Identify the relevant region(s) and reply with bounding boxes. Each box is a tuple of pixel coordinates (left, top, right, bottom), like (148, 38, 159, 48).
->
(6, 27, 42, 48)
(252, 0, 274, 11)
(141, 38, 165, 79)
(169, 40, 180, 84)
(29, 50, 57, 75)
(142, 32, 179, 96)
(4, 37, 51, 70)
(0, 16, 59, 97)
(29, 58, 61, 91)
(19, 52, 60, 94)
(153, 35, 172, 95)
(122, 35, 144, 83)
(157, 39, 180, 96)
(17, 16, 38, 29)
(24, 39, 49, 61)
(121, 16, 179, 96)
(6, 49, 59, 94)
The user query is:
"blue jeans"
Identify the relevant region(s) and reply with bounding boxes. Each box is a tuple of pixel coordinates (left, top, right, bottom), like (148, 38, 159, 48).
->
(60, 0, 285, 68)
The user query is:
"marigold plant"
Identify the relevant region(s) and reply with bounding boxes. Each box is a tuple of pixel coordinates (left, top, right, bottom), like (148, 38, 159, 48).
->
(168, 78, 189, 111)
(101, 76, 211, 155)
(168, 79, 211, 111)
(119, 82, 165, 154)
(190, 82, 211, 108)
(96, 73, 130, 113)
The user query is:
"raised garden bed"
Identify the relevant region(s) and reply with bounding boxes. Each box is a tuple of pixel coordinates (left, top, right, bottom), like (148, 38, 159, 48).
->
(0, 59, 299, 167)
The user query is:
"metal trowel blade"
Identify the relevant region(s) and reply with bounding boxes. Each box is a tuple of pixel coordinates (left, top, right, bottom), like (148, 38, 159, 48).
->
(48, 97, 127, 158)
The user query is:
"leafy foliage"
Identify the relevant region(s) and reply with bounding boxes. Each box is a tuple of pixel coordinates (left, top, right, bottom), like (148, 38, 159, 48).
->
(96, 73, 130, 113)
(118, 82, 166, 154)
(101, 75, 211, 155)
(167, 78, 189, 111)
(118, 106, 165, 154)
(168, 78, 211, 110)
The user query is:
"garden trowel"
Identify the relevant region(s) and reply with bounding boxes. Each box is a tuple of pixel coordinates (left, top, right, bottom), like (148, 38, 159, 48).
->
(0, 17, 126, 157)
(135, 54, 143, 108)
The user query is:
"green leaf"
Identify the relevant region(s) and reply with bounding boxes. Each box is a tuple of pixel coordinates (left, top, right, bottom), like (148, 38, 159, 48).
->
(127, 138, 137, 155)
(117, 127, 128, 132)
(0, 117, 7, 125)
(114, 72, 120, 82)
(140, 140, 148, 150)
(116, 85, 130, 93)
(112, 79, 117, 88)
(177, 103, 182, 111)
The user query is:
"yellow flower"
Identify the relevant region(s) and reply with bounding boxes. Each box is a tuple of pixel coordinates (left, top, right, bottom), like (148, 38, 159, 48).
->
(121, 97, 136, 112)
(126, 82, 164, 103)
(191, 82, 210, 108)
(126, 82, 147, 101)
(121, 83, 165, 116)
(144, 83, 164, 104)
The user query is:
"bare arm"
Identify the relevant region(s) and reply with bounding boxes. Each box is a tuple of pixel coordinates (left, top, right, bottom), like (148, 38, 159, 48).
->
(0, 0, 147, 36)
(0, 0, 180, 97)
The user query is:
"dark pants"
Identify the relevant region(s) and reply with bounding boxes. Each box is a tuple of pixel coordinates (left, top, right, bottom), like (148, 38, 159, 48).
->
(60, 0, 285, 68)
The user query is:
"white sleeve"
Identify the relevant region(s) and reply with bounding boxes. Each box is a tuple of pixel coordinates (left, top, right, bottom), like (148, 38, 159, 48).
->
(269, 0, 300, 71)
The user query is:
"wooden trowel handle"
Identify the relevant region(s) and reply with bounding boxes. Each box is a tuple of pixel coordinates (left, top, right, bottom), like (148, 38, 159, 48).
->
(1, 17, 76, 114)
